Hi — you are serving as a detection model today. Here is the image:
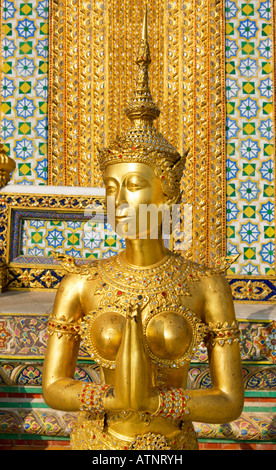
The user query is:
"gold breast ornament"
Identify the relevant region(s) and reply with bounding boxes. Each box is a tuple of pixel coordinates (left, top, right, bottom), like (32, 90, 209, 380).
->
(80, 304, 208, 369)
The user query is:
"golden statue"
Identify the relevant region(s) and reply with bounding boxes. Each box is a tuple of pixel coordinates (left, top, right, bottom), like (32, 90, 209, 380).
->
(42, 10, 244, 450)
(0, 143, 15, 189)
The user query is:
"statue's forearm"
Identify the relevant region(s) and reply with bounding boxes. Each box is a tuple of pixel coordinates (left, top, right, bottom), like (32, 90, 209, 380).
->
(180, 386, 243, 424)
(154, 339, 244, 424)
(42, 376, 83, 411)
(42, 323, 82, 411)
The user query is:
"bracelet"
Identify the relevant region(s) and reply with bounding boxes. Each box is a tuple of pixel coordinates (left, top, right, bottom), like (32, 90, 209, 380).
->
(47, 314, 81, 340)
(205, 321, 240, 347)
(155, 387, 190, 421)
(79, 382, 110, 414)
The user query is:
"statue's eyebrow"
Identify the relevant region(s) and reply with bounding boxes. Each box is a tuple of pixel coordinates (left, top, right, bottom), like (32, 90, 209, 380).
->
(104, 176, 118, 185)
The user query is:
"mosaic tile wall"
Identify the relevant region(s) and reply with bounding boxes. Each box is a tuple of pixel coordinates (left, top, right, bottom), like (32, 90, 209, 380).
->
(21, 218, 125, 260)
(1, 0, 49, 185)
(1, 0, 275, 274)
(225, 0, 275, 275)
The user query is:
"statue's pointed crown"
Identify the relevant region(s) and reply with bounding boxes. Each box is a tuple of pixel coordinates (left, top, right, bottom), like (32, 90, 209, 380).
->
(124, 8, 160, 123)
(99, 8, 187, 197)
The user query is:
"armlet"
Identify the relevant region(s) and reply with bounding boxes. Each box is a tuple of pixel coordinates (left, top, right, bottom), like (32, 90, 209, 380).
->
(47, 314, 81, 340)
(205, 321, 240, 347)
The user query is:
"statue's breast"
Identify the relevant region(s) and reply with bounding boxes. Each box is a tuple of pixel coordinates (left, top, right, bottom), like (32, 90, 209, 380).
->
(89, 311, 126, 363)
(145, 312, 192, 361)
(80, 306, 207, 369)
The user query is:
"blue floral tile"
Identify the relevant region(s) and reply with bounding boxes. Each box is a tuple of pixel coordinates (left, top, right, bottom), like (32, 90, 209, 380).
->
(238, 97, 259, 118)
(260, 241, 275, 263)
(239, 138, 261, 159)
(238, 180, 260, 202)
(2, 0, 17, 20)
(260, 201, 274, 222)
(239, 222, 260, 243)
(15, 97, 36, 118)
(238, 57, 259, 77)
(237, 19, 258, 39)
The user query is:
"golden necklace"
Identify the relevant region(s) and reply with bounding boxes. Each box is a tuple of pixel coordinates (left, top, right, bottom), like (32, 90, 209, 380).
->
(94, 251, 206, 309)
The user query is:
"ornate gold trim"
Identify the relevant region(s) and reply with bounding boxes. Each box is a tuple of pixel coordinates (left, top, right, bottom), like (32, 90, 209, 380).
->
(0, 192, 105, 290)
(205, 321, 241, 347)
(47, 314, 81, 339)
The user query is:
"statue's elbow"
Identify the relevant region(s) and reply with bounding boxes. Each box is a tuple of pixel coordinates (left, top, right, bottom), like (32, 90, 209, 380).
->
(42, 384, 52, 408)
(232, 397, 244, 421)
(42, 379, 58, 410)
(222, 392, 244, 423)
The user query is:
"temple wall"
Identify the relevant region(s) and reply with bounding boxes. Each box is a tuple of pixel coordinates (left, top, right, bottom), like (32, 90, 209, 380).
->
(0, 0, 275, 450)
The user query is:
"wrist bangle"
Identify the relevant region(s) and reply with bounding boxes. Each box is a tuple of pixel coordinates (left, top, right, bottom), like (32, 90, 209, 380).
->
(79, 382, 109, 414)
(155, 387, 190, 421)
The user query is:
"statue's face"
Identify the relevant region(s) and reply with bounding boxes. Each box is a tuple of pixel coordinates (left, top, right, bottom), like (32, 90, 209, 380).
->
(104, 162, 166, 239)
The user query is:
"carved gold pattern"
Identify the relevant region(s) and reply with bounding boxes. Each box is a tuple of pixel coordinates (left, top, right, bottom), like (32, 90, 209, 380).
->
(230, 280, 275, 302)
(154, 388, 191, 422)
(48, 0, 107, 186)
(78, 382, 110, 414)
(48, 0, 226, 266)
(129, 433, 170, 450)
(70, 413, 198, 450)
(47, 314, 81, 339)
(205, 321, 241, 347)
(60, 250, 216, 305)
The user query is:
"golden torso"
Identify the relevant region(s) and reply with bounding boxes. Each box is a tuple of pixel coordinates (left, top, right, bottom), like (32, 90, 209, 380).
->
(65, 251, 213, 441)
(44, 248, 243, 450)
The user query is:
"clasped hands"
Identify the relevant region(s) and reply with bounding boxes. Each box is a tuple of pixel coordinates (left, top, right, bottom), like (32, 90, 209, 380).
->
(104, 301, 159, 413)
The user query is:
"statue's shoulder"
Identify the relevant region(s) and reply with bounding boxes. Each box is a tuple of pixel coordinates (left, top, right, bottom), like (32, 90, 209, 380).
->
(174, 253, 238, 279)
(52, 252, 112, 281)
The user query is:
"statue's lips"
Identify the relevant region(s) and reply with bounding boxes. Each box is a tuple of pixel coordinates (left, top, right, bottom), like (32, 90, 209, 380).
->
(115, 215, 132, 221)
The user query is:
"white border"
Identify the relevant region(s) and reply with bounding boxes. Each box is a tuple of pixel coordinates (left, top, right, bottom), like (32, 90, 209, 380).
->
(0, 184, 105, 197)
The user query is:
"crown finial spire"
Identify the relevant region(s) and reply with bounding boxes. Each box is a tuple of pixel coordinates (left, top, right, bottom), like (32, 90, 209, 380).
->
(124, 8, 160, 122)
(142, 5, 148, 41)
(98, 6, 186, 195)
